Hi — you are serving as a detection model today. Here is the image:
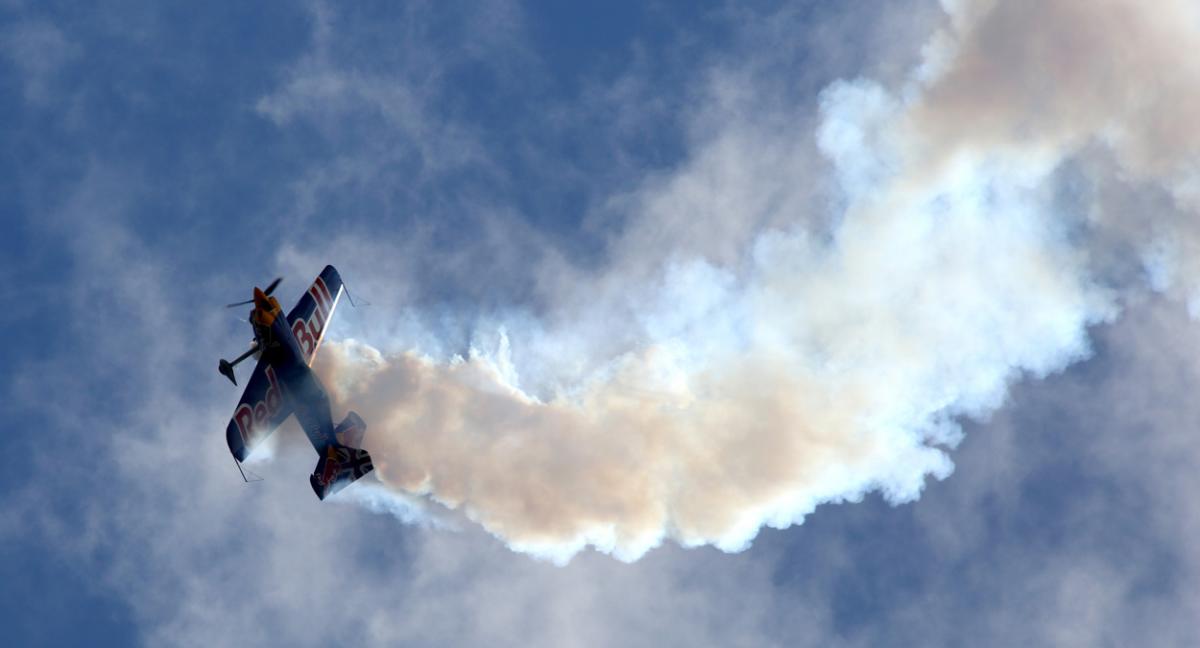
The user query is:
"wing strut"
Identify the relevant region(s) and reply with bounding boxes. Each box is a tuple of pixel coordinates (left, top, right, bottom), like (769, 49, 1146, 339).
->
(344, 280, 370, 308)
(233, 455, 263, 483)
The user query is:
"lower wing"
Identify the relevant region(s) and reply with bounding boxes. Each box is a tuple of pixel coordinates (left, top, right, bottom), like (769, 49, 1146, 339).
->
(225, 359, 293, 462)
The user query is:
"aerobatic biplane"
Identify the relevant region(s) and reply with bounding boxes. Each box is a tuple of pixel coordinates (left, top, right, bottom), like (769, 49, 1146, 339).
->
(219, 265, 374, 500)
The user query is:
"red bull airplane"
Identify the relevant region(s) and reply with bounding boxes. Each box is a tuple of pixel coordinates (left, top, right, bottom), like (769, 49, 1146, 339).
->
(219, 265, 374, 500)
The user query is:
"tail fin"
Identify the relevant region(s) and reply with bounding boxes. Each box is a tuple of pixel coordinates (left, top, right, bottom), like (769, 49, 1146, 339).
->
(310, 411, 373, 501)
(334, 410, 366, 448)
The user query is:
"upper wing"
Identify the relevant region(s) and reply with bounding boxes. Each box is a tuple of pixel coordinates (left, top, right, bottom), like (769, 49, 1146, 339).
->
(225, 358, 293, 461)
(285, 265, 344, 366)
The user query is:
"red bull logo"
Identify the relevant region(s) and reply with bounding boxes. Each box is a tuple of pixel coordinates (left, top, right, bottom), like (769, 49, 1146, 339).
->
(233, 365, 283, 445)
(319, 458, 340, 486)
(317, 447, 348, 487)
(293, 276, 338, 362)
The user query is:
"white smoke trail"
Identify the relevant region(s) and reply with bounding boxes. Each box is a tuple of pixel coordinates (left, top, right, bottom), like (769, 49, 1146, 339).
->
(315, 0, 1200, 562)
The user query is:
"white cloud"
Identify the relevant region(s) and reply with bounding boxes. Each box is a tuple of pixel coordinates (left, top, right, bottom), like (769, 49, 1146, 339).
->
(1, 18, 78, 104)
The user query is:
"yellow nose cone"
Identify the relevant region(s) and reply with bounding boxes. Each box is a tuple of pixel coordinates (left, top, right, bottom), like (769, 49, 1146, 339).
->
(252, 287, 278, 326)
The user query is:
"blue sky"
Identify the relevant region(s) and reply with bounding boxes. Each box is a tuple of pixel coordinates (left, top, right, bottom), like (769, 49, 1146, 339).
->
(4, 1, 1200, 646)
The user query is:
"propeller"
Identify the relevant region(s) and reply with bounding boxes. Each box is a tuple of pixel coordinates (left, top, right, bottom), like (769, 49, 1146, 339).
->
(263, 276, 283, 296)
(225, 276, 283, 308)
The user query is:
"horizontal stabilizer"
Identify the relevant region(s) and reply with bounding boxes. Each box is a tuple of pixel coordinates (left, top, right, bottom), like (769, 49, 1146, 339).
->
(311, 412, 373, 500)
(310, 446, 374, 500)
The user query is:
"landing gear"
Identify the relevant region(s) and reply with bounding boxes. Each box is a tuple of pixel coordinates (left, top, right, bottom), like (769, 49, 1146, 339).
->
(218, 344, 259, 386)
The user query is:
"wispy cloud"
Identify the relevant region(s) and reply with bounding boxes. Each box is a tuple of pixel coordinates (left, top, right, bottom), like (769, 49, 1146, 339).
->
(1, 18, 78, 105)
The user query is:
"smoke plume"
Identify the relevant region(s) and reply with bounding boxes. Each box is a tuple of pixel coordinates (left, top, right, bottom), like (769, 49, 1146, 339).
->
(314, 0, 1200, 561)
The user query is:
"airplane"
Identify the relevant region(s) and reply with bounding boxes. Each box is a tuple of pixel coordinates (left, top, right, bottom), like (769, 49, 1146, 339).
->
(219, 265, 374, 500)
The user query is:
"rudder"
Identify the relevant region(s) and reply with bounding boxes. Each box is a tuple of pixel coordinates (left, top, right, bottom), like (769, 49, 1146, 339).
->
(335, 410, 366, 448)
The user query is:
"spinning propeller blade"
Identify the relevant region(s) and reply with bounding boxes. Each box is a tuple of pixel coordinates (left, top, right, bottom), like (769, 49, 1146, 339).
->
(224, 277, 284, 308)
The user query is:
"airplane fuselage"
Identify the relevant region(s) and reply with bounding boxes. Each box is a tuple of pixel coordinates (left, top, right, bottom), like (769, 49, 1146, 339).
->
(222, 266, 374, 499)
(244, 292, 338, 452)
